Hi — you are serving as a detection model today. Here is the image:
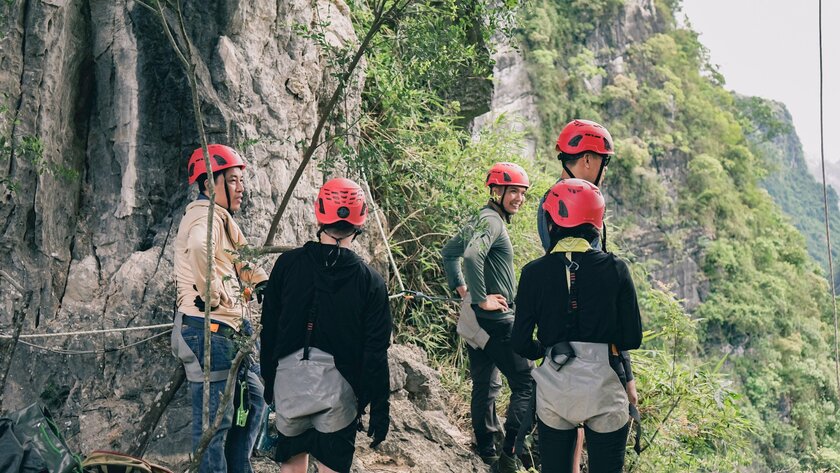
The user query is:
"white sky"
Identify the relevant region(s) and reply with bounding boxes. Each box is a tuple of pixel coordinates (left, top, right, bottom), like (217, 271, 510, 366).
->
(680, 0, 839, 167)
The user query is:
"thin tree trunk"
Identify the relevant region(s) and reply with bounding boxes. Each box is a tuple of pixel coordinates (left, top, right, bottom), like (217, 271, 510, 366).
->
(128, 365, 187, 456)
(0, 271, 32, 412)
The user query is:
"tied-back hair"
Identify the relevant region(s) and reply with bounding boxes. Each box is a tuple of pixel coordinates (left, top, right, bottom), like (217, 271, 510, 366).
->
(320, 220, 360, 239)
(545, 211, 601, 253)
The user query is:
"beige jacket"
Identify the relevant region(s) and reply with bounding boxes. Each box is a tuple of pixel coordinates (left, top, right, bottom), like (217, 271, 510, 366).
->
(174, 199, 268, 330)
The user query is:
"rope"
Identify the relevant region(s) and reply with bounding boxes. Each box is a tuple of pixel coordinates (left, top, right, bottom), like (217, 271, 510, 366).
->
(16, 329, 173, 355)
(0, 323, 174, 339)
(817, 0, 840, 395)
(388, 290, 460, 303)
(362, 171, 406, 292)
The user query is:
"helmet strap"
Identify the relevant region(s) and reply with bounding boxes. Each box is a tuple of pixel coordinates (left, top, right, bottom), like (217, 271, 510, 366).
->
(562, 162, 577, 180)
(594, 159, 607, 187)
(317, 227, 362, 267)
(223, 177, 233, 213)
(489, 186, 512, 224)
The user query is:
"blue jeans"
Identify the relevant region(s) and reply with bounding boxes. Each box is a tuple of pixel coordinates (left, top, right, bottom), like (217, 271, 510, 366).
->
(182, 324, 266, 473)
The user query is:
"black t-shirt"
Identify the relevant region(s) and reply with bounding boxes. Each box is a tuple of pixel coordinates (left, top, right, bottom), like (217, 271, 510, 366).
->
(512, 250, 642, 360)
(260, 241, 392, 408)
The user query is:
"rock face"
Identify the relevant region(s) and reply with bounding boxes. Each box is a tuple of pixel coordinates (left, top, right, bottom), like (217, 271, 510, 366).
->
(350, 345, 485, 473)
(472, 0, 707, 308)
(0, 0, 392, 464)
(471, 25, 540, 160)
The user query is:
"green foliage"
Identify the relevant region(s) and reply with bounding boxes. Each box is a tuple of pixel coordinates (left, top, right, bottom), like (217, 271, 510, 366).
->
(516, 0, 840, 470)
(738, 95, 840, 291)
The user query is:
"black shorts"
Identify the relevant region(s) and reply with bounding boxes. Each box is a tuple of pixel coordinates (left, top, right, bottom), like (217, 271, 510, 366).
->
(275, 420, 358, 472)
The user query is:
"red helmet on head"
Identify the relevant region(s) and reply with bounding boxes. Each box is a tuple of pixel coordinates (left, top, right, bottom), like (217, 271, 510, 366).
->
(542, 178, 605, 229)
(485, 162, 530, 188)
(315, 178, 367, 226)
(555, 119, 615, 156)
(187, 144, 247, 184)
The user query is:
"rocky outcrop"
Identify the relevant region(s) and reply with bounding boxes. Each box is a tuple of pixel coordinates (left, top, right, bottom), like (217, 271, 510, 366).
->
(0, 0, 370, 460)
(586, 0, 664, 90)
(350, 345, 484, 473)
(471, 26, 540, 160)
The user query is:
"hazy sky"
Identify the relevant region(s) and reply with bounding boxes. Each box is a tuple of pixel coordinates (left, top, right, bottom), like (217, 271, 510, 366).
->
(680, 0, 839, 167)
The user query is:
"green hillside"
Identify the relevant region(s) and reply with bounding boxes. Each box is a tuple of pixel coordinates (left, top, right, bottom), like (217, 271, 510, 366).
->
(738, 95, 840, 292)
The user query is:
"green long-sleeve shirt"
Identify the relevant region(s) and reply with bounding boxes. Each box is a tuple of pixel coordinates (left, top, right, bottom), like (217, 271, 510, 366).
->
(441, 205, 515, 320)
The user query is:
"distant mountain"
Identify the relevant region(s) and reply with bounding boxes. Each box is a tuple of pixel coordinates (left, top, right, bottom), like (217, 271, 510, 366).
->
(807, 157, 840, 205)
(738, 95, 840, 289)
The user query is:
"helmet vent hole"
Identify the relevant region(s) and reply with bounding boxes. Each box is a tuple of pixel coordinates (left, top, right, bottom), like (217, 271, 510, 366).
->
(212, 154, 228, 166)
(558, 200, 569, 218)
(503, 172, 512, 182)
(568, 135, 583, 147)
(603, 138, 612, 151)
(318, 198, 325, 214)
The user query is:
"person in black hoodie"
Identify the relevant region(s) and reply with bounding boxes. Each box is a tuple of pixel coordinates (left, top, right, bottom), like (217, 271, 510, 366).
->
(260, 178, 391, 473)
(513, 179, 642, 473)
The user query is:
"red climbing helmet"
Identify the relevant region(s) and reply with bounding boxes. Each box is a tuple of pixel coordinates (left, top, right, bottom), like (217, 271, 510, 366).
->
(187, 144, 247, 185)
(485, 162, 530, 188)
(542, 178, 605, 229)
(555, 119, 615, 156)
(315, 178, 367, 226)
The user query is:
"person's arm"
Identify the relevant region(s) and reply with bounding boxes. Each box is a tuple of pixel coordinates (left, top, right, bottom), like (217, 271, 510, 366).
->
(238, 261, 269, 286)
(361, 275, 393, 447)
(621, 351, 638, 405)
(441, 232, 467, 297)
(616, 261, 642, 350)
(621, 351, 634, 382)
(462, 216, 501, 306)
(260, 255, 285, 403)
(186, 216, 229, 309)
(512, 266, 544, 360)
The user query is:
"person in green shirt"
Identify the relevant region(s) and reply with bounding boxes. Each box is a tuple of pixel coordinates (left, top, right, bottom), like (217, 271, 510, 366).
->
(441, 162, 534, 472)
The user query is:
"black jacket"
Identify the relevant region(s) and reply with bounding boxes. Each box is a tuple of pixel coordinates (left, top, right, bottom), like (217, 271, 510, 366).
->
(512, 250, 642, 360)
(260, 241, 392, 410)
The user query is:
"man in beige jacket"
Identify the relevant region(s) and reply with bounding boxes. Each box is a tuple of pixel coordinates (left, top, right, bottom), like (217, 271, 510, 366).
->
(171, 144, 268, 473)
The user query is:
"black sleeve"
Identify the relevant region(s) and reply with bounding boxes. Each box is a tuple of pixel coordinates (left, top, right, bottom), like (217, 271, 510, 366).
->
(359, 272, 393, 411)
(513, 265, 545, 360)
(621, 351, 634, 382)
(616, 261, 642, 350)
(260, 254, 285, 401)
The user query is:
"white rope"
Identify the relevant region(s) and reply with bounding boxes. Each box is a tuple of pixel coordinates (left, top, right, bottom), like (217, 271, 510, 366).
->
(362, 171, 406, 292)
(0, 323, 174, 339)
(16, 329, 173, 355)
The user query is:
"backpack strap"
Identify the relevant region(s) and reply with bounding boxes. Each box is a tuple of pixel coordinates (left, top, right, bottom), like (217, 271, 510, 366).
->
(303, 294, 320, 361)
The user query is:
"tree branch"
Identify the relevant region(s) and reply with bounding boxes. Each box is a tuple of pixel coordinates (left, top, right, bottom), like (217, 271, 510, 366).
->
(188, 326, 261, 473)
(0, 289, 33, 412)
(264, 0, 414, 245)
(128, 365, 187, 456)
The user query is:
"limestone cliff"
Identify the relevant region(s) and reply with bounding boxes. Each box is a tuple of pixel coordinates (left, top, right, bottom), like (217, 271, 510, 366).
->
(0, 0, 479, 469)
